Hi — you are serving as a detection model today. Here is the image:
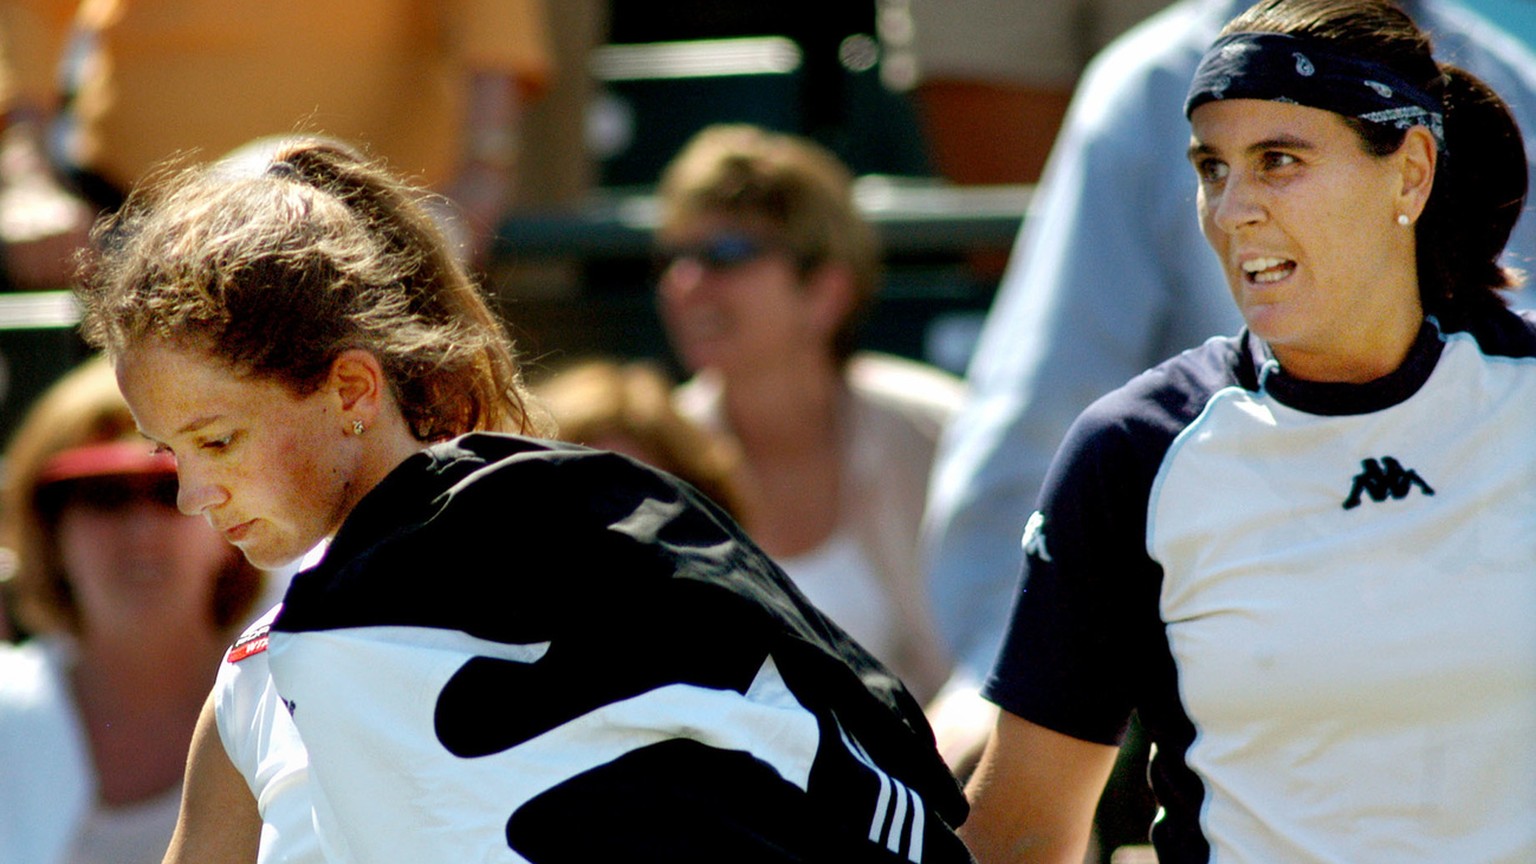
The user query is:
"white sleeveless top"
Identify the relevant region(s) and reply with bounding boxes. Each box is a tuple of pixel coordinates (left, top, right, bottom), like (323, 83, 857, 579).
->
(777, 531, 902, 668)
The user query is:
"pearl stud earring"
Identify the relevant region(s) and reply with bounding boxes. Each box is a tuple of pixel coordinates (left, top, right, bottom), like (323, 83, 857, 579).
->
(1397, 213, 1411, 227)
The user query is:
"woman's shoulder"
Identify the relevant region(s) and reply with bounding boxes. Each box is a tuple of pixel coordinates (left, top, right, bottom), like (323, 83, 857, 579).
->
(390, 434, 621, 502)
(1451, 305, 1536, 359)
(1080, 334, 1251, 432)
(0, 637, 85, 768)
(421, 433, 720, 535)
(1034, 337, 1251, 516)
(845, 352, 966, 418)
(321, 434, 627, 566)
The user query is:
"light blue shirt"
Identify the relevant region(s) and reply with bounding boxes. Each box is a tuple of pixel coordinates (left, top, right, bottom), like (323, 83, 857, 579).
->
(1461, 0, 1536, 48)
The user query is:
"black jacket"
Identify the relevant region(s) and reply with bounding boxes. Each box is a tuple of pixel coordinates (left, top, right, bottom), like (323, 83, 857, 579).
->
(274, 433, 972, 862)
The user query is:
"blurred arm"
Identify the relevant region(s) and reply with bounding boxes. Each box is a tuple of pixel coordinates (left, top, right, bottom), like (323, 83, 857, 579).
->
(0, 114, 92, 289)
(444, 0, 553, 269)
(0, 2, 94, 288)
(445, 70, 524, 269)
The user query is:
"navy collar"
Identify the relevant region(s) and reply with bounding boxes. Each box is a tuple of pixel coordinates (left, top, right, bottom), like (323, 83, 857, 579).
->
(1250, 321, 1444, 416)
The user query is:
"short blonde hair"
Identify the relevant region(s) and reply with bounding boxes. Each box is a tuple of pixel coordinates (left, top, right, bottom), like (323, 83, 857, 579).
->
(657, 124, 881, 363)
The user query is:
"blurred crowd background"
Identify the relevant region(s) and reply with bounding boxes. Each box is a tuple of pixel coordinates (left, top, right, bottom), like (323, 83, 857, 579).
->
(0, 0, 1223, 438)
(1, 4, 1534, 862)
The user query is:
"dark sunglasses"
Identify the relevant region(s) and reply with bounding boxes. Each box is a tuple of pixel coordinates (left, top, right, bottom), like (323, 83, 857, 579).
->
(655, 233, 779, 271)
(37, 474, 181, 516)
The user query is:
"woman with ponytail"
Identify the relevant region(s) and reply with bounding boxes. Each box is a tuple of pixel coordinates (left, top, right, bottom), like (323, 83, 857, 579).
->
(960, 2, 1536, 861)
(75, 138, 973, 862)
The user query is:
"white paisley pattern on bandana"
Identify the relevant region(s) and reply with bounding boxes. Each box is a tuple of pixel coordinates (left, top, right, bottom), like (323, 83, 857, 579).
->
(1186, 31, 1446, 152)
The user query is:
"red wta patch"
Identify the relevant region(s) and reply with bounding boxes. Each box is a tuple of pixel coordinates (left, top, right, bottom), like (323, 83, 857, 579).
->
(227, 624, 271, 663)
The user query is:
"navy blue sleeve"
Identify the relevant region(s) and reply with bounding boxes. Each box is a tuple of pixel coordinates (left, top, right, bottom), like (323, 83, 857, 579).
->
(982, 338, 1244, 745)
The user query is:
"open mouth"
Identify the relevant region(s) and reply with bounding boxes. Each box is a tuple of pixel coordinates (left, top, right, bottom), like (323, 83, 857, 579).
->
(1242, 257, 1296, 284)
(1242, 257, 1296, 285)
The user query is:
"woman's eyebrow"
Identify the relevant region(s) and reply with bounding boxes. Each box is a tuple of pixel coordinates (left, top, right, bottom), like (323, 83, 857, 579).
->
(1187, 133, 1316, 164)
(1247, 133, 1316, 154)
(175, 414, 224, 437)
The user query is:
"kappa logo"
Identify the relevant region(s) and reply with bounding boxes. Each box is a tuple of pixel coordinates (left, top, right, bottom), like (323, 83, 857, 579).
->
(1342, 456, 1434, 510)
(1020, 511, 1052, 562)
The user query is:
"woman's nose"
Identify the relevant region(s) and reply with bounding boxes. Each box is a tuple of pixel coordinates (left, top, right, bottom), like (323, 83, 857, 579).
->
(175, 467, 228, 516)
(658, 257, 709, 303)
(1211, 173, 1267, 234)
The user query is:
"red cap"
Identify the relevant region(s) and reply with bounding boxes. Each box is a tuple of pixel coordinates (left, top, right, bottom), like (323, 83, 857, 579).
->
(37, 441, 177, 485)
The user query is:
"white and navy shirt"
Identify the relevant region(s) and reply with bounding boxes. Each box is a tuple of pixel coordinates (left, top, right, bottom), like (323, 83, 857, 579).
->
(986, 311, 1536, 863)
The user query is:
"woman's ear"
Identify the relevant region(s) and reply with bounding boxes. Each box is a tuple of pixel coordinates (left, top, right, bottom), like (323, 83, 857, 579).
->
(1395, 124, 1438, 222)
(328, 349, 387, 428)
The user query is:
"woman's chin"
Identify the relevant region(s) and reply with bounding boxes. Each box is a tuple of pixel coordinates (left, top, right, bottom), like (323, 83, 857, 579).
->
(236, 539, 305, 572)
(1241, 303, 1298, 345)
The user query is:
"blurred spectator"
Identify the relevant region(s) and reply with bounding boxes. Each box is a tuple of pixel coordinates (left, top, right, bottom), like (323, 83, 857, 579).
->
(0, 0, 552, 288)
(533, 357, 752, 521)
(654, 123, 962, 704)
(0, 355, 264, 864)
(909, 0, 1171, 184)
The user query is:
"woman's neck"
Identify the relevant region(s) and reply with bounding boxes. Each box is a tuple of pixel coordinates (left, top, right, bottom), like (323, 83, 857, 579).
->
(716, 356, 843, 452)
(1273, 296, 1426, 384)
(338, 406, 436, 529)
(73, 622, 224, 694)
(710, 358, 847, 557)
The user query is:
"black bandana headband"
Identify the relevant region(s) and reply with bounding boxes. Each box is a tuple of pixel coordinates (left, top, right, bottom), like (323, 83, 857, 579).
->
(1185, 32, 1446, 152)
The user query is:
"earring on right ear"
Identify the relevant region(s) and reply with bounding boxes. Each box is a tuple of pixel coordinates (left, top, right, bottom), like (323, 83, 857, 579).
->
(1397, 213, 1411, 227)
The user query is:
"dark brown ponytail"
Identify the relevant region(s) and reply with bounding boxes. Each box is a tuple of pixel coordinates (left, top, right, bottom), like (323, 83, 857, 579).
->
(1415, 65, 1527, 323)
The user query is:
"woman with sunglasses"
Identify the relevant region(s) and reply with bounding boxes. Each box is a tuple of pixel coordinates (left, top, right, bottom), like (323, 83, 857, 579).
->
(0, 356, 264, 864)
(654, 124, 965, 709)
(960, 0, 1536, 861)
(75, 137, 973, 862)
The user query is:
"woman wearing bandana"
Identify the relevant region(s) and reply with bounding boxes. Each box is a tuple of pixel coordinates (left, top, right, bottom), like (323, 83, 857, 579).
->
(960, 1, 1536, 861)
